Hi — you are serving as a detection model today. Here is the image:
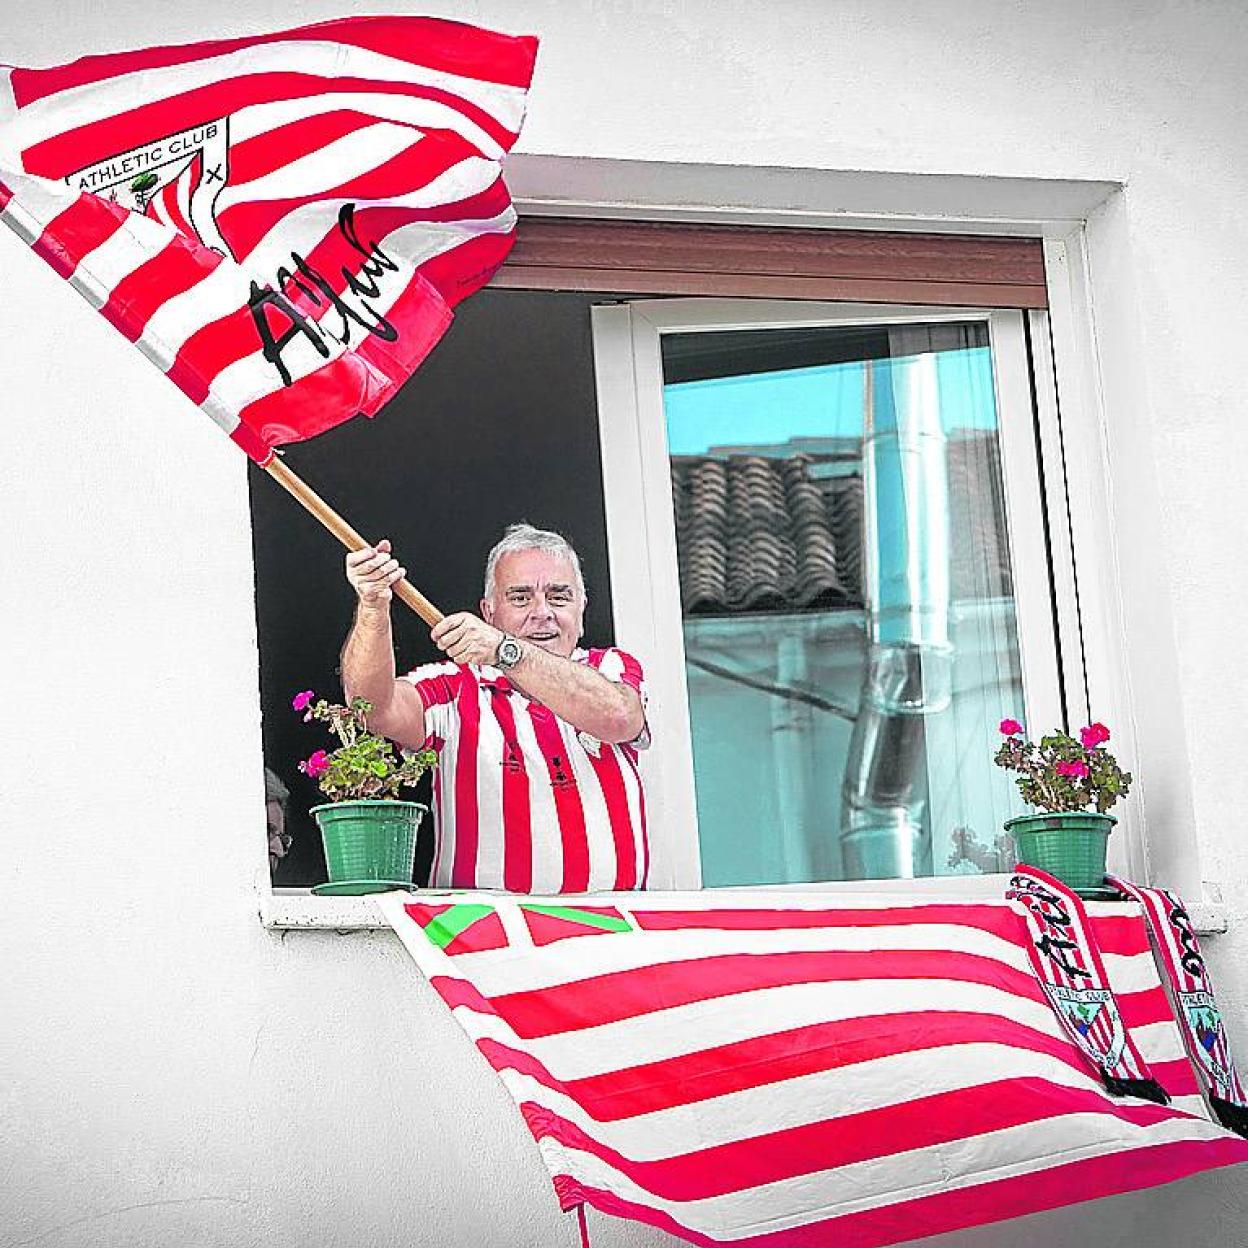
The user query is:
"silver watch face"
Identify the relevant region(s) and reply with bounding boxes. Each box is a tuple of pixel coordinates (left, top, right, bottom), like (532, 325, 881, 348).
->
(496, 635, 523, 669)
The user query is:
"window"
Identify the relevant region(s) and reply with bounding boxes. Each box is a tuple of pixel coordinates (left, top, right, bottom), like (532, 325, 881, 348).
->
(250, 289, 625, 888)
(593, 300, 1066, 889)
(250, 217, 1083, 898)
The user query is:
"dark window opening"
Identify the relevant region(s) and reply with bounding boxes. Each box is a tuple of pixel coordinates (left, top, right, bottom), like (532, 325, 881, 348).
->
(250, 289, 620, 887)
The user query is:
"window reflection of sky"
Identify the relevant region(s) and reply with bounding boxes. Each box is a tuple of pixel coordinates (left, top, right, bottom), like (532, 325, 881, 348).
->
(663, 347, 998, 455)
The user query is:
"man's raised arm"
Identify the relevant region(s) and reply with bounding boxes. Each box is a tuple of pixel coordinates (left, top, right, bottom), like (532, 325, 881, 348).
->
(506, 642, 645, 743)
(430, 612, 645, 744)
(340, 539, 428, 750)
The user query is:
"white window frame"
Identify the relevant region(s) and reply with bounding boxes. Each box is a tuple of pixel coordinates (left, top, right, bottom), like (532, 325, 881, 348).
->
(592, 299, 1068, 890)
(261, 157, 1220, 931)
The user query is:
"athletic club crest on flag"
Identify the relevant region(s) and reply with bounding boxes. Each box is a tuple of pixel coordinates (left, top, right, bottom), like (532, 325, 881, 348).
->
(0, 16, 537, 465)
(71, 120, 229, 249)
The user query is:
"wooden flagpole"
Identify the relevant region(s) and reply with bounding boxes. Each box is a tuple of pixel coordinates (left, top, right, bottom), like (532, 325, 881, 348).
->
(262, 455, 444, 627)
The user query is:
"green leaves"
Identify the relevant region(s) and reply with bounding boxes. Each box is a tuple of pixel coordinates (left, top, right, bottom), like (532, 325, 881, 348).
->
(992, 726, 1132, 815)
(297, 695, 437, 802)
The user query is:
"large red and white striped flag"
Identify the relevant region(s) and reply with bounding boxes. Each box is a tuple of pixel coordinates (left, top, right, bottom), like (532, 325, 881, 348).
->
(381, 889, 1248, 1248)
(0, 16, 536, 463)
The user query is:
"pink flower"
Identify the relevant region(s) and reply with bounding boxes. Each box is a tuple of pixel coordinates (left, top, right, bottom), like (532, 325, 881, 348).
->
(999, 718, 1024, 736)
(299, 749, 330, 778)
(1056, 759, 1090, 779)
(1080, 722, 1111, 749)
(292, 690, 315, 712)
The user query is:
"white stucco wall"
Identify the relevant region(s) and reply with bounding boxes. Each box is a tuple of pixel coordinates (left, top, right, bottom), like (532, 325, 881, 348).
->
(3, 2, 1248, 1245)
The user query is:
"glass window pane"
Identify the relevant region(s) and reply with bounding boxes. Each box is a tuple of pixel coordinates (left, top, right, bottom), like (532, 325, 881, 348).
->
(661, 321, 1028, 885)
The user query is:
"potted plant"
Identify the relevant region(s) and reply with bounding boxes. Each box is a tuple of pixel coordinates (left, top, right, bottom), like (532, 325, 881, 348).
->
(292, 690, 437, 896)
(994, 718, 1133, 895)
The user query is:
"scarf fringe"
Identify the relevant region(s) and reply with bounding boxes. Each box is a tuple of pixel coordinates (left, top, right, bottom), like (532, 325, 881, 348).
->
(1103, 1073, 1170, 1105)
(1212, 1096, 1248, 1138)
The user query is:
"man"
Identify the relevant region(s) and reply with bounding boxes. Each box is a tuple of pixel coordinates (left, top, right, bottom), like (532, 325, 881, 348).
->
(265, 766, 292, 875)
(341, 523, 650, 893)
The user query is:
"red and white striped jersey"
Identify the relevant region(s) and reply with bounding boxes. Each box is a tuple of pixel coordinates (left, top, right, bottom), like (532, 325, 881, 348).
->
(403, 647, 650, 892)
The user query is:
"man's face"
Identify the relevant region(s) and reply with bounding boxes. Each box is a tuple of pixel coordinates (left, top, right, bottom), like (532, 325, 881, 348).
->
(482, 548, 585, 659)
(267, 798, 289, 872)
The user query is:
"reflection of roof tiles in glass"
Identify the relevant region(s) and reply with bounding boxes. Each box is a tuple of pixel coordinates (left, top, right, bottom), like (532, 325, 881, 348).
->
(671, 434, 1012, 615)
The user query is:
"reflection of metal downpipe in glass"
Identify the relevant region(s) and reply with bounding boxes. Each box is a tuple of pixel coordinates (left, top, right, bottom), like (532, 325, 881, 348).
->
(840, 352, 953, 879)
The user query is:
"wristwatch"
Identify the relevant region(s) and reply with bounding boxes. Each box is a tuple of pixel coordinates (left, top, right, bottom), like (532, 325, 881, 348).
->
(495, 633, 524, 671)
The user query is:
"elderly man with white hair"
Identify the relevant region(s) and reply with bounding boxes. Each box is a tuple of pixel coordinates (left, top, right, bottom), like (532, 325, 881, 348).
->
(341, 523, 650, 893)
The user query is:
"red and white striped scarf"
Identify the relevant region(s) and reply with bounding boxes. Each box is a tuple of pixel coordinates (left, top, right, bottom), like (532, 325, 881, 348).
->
(1107, 873, 1248, 1136)
(1006, 865, 1169, 1104)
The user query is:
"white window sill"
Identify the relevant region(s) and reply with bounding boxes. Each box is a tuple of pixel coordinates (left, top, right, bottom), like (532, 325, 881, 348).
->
(262, 888, 394, 930)
(260, 882, 1228, 935)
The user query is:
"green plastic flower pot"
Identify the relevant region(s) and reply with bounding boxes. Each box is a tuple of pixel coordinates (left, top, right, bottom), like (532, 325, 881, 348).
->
(310, 800, 427, 895)
(1004, 811, 1116, 894)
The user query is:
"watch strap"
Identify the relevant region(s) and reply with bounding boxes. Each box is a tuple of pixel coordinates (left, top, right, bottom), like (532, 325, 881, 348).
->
(495, 633, 523, 670)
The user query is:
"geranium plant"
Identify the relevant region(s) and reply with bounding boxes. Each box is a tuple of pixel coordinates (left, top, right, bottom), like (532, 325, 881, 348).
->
(292, 690, 436, 802)
(993, 719, 1132, 814)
